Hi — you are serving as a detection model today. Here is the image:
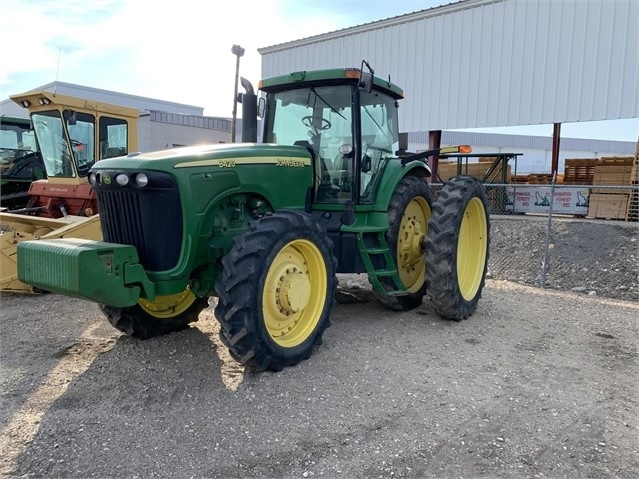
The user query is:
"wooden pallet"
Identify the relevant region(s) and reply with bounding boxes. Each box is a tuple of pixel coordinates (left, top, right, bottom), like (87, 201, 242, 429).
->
(512, 175, 531, 184)
(564, 158, 597, 184)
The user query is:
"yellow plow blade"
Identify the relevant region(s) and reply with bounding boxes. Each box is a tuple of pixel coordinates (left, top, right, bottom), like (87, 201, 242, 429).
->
(0, 213, 102, 293)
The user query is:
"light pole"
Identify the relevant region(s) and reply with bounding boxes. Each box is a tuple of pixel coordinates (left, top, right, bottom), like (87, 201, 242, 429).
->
(231, 44, 245, 143)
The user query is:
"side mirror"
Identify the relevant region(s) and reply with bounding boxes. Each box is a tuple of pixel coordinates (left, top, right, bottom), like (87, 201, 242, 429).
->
(358, 60, 375, 93)
(257, 97, 265, 119)
(358, 71, 373, 93)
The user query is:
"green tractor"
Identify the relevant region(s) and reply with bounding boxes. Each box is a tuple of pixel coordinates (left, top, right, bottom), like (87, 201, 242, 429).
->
(17, 65, 490, 371)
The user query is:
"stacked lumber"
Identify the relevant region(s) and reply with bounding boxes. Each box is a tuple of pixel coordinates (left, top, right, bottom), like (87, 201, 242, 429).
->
(591, 157, 635, 194)
(525, 173, 554, 184)
(588, 156, 636, 220)
(511, 173, 562, 184)
(512, 175, 531, 184)
(627, 140, 639, 221)
(563, 158, 597, 185)
(437, 160, 511, 183)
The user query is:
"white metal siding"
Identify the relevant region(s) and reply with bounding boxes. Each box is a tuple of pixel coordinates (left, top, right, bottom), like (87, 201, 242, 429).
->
(259, 0, 639, 132)
(148, 122, 231, 151)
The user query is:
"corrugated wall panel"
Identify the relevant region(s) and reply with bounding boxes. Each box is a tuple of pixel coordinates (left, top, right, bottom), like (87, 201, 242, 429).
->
(260, 0, 638, 132)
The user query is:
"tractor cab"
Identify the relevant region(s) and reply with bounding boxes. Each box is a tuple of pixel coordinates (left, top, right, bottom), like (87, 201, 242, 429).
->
(258, 66, 405, 207)
(9, 91, 140, 217)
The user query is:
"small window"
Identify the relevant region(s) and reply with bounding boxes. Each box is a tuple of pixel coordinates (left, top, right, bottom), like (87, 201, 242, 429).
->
(99, 117, 129, 160)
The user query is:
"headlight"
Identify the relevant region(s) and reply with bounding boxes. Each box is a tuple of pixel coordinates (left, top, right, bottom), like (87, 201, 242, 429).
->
(134, 173, 149, 187)
(115, 173, 129, 186)
(88, 172, 97, 185)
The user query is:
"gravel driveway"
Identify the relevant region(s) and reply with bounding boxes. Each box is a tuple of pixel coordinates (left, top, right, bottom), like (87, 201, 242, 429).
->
(1, 271, 637, 478)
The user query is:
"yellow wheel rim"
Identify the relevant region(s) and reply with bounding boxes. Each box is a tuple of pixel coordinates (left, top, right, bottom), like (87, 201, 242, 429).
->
(457, 197, 488, 301)
(263, 239, 327, 348)
(138, 288, 197, 319)
(397, 197, 431, 293)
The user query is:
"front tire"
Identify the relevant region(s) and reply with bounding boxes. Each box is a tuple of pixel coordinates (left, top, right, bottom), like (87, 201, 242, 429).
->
(100, 288, 208, 339)
(384, 175, 434, 310)
(215, 210, 337, 372)
(425, 175, 490, 320)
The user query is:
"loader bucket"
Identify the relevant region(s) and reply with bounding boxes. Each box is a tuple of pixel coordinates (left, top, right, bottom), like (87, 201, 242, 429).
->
(0, 212, 102, 293)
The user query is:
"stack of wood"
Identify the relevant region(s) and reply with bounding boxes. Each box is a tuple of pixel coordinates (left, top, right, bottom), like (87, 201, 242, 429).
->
(587, 156, 637, 220)
(627, 139, 639, 221)
(437, 157, 511, 183)
(563, 158, 597, 185)
(526, 173, 554, 184)
(512, 175, 531, 184)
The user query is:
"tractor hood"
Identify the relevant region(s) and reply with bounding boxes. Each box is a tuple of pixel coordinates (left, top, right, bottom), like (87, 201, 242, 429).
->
(90, 143, 312, 172)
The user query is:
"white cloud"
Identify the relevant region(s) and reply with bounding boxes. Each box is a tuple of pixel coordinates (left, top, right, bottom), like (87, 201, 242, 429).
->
(0, 0, 343, 116)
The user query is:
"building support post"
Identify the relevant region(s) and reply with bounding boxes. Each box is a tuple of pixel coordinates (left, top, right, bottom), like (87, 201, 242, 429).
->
(429, 129, 442, 182)
(551, 122, 561, 175)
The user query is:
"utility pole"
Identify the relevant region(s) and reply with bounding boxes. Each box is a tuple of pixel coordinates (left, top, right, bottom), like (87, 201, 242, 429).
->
(231, 44, 245, 143)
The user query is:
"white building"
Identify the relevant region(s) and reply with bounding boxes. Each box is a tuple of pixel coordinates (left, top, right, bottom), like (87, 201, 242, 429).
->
(258, 0, 638, 172)
(0, 81, 232, 151)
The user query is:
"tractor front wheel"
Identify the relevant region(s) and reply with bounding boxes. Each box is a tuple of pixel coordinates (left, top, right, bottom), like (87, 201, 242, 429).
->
(100, 288, 208, 339)
(215, 210, 337, 372)
(425, 175, 490, 320)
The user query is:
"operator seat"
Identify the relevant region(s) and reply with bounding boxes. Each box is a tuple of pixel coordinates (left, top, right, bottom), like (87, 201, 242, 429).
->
(294, 140, 336, 201)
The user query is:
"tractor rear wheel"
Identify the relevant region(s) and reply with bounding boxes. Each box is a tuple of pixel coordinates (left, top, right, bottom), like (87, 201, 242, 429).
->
(425, 175, 490, 320)
(99, 288, 208, 339)
(384, 175, 434, 310)
(215, 210, 337, 372)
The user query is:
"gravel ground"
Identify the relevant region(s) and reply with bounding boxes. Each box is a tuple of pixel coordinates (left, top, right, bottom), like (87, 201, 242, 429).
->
(488, 215, 638, 301)
(0, 215, 637, 478)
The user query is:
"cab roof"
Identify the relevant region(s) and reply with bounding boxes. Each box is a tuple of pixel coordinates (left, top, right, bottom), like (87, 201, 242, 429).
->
(259, 68, 404, 100)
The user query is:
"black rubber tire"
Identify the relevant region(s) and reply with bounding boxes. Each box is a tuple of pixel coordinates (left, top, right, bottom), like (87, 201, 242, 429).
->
(425, 175, 490, 320)
(383, 175, 434, 310)
(99, 294, 208, 339)
(214, 210, 337, 372)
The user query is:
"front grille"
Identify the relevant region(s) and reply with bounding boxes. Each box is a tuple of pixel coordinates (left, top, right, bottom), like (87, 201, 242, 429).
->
(95, 172, 182, 271)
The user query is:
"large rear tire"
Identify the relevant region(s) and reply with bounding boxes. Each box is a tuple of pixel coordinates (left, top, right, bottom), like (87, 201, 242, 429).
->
(425, 175, 490, 320)
(100, 288, 208, 339)
(215, 210, 337, 372)
(384, 175, 434, 310)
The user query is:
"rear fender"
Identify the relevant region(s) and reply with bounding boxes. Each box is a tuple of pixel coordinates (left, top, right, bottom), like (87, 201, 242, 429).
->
(371, 162, 430, 211)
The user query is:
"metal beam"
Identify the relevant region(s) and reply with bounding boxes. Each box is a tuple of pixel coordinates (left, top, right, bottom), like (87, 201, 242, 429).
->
(429, 130, 442, 182)
(551, 123, 561, 175)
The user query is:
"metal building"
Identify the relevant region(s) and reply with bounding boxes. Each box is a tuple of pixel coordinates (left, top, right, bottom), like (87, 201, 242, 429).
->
(259, 0, 638, 134)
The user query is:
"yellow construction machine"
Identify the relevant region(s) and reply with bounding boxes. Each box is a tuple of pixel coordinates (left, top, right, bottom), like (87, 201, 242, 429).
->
(1, 91, 141, 292)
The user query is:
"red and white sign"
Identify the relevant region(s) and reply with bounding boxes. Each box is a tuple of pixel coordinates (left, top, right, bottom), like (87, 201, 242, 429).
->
(505, 186, 590, 215)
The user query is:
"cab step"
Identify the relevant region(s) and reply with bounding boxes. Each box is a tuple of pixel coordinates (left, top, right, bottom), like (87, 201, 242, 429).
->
(355, 230, 407, 297)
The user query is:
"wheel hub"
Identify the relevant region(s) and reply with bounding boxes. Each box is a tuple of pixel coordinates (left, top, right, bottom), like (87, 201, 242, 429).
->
(399, 218, 425, 271)
(278, 271, 311, 313)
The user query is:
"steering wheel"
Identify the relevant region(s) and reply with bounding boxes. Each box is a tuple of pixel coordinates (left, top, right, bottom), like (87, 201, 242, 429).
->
(302, 115, 331, 131)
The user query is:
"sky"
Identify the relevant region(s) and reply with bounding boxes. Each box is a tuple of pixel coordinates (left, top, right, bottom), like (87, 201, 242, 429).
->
(1, 0, 637, 143)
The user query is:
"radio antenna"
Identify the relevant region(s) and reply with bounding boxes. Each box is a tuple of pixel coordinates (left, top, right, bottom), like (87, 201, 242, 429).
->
(54, 48, 61, 93)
